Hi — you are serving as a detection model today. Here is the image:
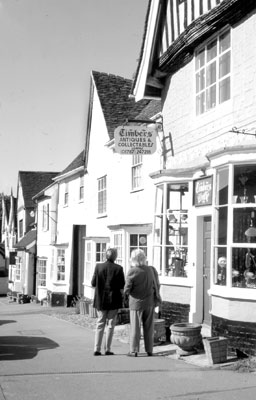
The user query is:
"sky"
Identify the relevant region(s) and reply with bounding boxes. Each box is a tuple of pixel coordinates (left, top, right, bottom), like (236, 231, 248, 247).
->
(0, 0, 149, 195)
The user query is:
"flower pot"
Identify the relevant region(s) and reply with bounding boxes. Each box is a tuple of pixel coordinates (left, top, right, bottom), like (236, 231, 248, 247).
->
(170, 322, 202, 356)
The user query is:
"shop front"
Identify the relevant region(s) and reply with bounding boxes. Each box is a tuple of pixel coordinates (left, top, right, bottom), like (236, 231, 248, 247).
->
(151, 147, 256, 355)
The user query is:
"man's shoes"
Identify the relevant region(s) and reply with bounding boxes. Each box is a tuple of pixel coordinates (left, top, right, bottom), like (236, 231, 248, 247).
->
(127, 351, 138, 357)
(93, 351, 101, 356)
(147, 352, 153, 357)
(105, 351, 114, 355)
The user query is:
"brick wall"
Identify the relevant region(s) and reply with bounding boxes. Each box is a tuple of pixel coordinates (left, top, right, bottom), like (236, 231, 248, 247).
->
(160, 300, 190, 341)
(212, 315, 256, 357)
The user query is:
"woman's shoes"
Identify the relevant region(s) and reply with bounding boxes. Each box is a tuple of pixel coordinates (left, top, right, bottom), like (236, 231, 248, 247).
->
(147, 352, 153, 356)
(127, 351, 138, 357)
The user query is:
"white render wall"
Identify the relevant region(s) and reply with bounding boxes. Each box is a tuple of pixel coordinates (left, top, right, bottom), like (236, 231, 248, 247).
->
(162, 11, 256, 171)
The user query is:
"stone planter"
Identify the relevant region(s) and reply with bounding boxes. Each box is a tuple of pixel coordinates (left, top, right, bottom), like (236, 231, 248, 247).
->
(170, 322, 202, 356)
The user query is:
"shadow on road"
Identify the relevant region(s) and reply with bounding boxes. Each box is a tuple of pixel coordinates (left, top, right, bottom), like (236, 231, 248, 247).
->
(0, 336, 59, 361)
(0, 319, 16, 326)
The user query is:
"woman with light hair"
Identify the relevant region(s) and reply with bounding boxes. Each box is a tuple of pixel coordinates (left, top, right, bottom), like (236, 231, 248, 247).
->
(124, 249, 160, 357)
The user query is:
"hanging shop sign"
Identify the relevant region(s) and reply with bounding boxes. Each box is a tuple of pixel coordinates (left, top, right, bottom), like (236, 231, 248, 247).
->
(114, 125, 157, 155)
(193, 176, 213, 206)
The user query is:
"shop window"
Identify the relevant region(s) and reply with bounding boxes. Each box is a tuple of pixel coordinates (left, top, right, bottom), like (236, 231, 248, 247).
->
(85, 239, 109, 283)
(195, 29, 231, 115)
(153, 182, 189, 277)
(214, 165, 256, 289)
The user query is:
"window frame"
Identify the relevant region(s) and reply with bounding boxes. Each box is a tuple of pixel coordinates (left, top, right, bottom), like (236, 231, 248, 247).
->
(131, 154, 143, 191)
(38, 258, 47, 287)
(195, 28, 231, 115)
(57, 248, 65, 281)
(64, 183, 69, 206)
(79, 175, 84, 201)
(97, 175, 107, 215)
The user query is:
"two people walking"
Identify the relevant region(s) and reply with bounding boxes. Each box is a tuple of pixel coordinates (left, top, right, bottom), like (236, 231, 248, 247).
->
(91, 247, 160, 356)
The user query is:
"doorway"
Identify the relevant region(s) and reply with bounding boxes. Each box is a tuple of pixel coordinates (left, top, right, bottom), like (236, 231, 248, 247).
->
(203, 216, 211, 325)
(72, 225, 85, 298)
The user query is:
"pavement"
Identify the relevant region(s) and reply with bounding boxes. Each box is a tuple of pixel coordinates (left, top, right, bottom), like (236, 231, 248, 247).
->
(1, 296, 256, 400)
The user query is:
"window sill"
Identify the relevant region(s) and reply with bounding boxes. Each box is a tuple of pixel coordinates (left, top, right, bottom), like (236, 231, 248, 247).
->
(209, 285, 256, 301)
(130, 188, 144, 194)
(97, 213, 107, 219)
(52, 282, 66, 286)
(159, 275, 193, 287)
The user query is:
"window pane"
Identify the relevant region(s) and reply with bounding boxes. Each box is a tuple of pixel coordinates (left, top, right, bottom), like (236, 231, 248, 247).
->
(195, 49, 205, 69)
(219, 30, 230, 53)
(216, 168, 228, 205)
(233, 208, 256, 244)
(206, 62, 216, 86)
(206, 85, 216, 109)
(217, 206, 228, 245)
(219, 52, 230, 78)
(207, 39, 217, 61)
(219, 77, 230, 103)
(196, 70, 205, 92)
(130, 234, 138, 247)
(214, 248, 227, 286)
(196, 92, 205, 115)
(232, 248, 256, 289)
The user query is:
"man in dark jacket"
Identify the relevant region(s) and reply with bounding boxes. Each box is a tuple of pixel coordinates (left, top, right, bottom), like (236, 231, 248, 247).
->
(91, 248, 125, 356)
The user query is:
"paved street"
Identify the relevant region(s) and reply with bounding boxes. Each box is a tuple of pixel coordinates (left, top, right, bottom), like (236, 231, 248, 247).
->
(1, 297, 256, 400)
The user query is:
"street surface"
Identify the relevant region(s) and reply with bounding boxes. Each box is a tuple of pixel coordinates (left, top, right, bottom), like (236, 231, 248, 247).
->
(1, 297, 256, 400)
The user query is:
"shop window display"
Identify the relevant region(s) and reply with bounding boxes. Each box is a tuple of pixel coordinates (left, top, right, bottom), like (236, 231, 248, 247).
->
(215, 165, 256, 289)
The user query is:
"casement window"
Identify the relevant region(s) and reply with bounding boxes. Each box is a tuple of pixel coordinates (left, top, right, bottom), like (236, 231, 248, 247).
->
(38, 258, 47, 286)
(79, 175, 84, 201)
(130, 234, 148, 257)
(195, 29, 231, 115)
(98, 176, 107, 215)
(42, 203, 49, 231)
(64, 183, 69, 206)
(19, 219, 23, 239)
(57, 249, 65, 281)
(214, 165, 256, 290)
(131, 154, 143, 190)
(96, 242, 107, 262)
(85, 239, 109, 283)
(15, 257, 21, 281)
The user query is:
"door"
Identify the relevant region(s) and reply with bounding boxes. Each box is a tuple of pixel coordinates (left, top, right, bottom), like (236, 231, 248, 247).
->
(203, 216, 211, 325)
(72, 225, 86, 297)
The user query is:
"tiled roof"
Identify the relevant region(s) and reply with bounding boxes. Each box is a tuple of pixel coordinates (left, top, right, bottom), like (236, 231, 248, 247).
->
(135, 99, 162, 120)
(58, 150, 85, 176)
(92, 71, 154, 140)
(19, 171, 59, 208)
(15, 229, 37, 249)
